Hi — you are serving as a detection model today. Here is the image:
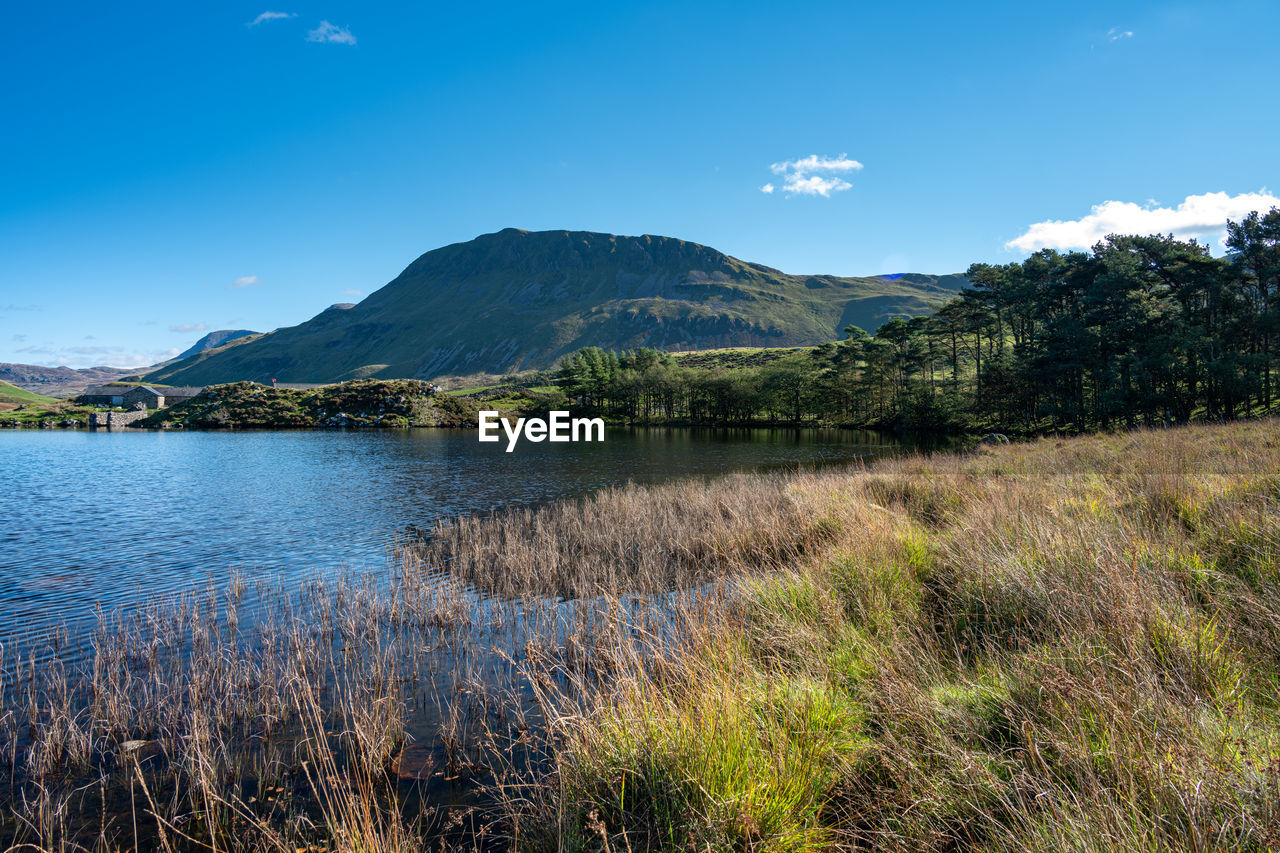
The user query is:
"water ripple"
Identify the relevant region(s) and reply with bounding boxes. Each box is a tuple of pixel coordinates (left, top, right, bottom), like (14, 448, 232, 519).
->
(0, 426, 915, 664)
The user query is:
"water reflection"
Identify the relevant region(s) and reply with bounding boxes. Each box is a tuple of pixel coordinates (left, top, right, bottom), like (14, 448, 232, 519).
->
(0, 427, 933, 659)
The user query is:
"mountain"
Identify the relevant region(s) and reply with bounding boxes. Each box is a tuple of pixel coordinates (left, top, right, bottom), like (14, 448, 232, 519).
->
(0, 363, 137, 398)
(142, 228, 968, 385)
(175, 329, 261, 361)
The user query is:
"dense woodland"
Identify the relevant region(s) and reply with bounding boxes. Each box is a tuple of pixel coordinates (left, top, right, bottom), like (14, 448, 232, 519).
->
(554, 210, 1280, 433)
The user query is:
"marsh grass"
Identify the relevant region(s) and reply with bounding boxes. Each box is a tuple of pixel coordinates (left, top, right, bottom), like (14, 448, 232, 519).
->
(2, 421, 1279, 851)
(488, 421, 1280, 852)
(420, 471, 844, 600)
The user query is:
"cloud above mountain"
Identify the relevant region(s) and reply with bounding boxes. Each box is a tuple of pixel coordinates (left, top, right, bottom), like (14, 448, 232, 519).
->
(762, 154, 863, 197)
(1007, 190, 1280, 252)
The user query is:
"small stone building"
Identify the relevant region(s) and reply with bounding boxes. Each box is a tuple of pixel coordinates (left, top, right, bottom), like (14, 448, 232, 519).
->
(161, 386, 204, 405)
(121, 386, 166, 410)
(79, 385, 127, 406)
(79, 384, 205, 409)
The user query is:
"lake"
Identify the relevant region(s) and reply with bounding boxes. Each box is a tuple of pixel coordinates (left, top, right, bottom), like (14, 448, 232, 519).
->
(0, 425, 948, 845)
(0, 426, 929, 662)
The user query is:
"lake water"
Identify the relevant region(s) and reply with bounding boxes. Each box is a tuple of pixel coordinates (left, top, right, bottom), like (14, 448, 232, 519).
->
(0, 427, 926, 660)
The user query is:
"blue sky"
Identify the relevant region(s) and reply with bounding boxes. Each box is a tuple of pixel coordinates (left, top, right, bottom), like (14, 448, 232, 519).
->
(2, 1, 1277, 369)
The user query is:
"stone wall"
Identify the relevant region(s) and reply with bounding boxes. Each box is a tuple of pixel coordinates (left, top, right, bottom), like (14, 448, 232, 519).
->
(89, 410, 149, 430)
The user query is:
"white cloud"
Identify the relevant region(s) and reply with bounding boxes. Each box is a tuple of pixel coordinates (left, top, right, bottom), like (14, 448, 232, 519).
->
(169, 323, 209, 333)
(770, 154, 864, 176)
(248, 11, 295, 26)
(764, 153, 862, 197)
(1006, 190, 1280, 252)
(229, 275, 259, 288)
(783, 175, 853, 197)
(12, 344, 181, 369)
(341, 288, 364, 297)
(1107, 27, 1134, 41)
(306, 21, 356, 45)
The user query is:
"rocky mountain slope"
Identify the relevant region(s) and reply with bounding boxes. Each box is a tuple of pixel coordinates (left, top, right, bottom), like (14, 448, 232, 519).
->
(175, 329, 261, 360)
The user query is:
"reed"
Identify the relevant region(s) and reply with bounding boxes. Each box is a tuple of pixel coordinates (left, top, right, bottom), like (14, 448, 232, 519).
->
(1, 420, 1277, 851)
(484, 421, 1280, 852)
(420, 470, 845, 599)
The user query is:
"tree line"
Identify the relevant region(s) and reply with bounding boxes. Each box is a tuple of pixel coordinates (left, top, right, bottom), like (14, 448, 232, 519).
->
(554, 210, 1280, 433)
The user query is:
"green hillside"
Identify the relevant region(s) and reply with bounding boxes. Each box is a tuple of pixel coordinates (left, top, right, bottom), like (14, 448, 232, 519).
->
(143, 228, 967, 386)
(668, 346, 809, 370)
(0, 380, 59, 407)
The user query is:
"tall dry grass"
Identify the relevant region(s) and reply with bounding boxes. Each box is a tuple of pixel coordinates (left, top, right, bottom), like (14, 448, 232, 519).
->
(420, 471, 844, 599)
(2, 420, 1278, 851)
(484, 421, 1280, 852)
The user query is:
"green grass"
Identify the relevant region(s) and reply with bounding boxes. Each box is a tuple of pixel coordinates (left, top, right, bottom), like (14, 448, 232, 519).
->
(545, 668, 865, 853)
(0, 405, 99, 427)
(0, 381, 98, 426)
(444, 384, 500, 395)
(0, 380, 59, 407)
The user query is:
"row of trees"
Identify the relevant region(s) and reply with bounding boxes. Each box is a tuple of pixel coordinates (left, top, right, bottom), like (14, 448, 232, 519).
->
(555, 346, 818, 425)
(555, 210, 1280, 432)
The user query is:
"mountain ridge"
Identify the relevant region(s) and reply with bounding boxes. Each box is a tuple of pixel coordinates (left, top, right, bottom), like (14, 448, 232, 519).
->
(143, 228, 967, 386)
(175, 329, 261, 361)
(0, 363, 138, 397)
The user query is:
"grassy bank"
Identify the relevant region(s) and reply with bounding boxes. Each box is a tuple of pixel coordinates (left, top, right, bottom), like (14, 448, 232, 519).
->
(497, 420, 1280, 851)
(0, 380, 101, 427)
(2, 421, 1277, 850)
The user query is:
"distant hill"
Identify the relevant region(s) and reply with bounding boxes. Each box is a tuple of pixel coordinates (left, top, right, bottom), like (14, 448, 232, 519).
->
(175, 329, 260, 361)
(0, 363, 136, 398)
(143, 228, 968, 386)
